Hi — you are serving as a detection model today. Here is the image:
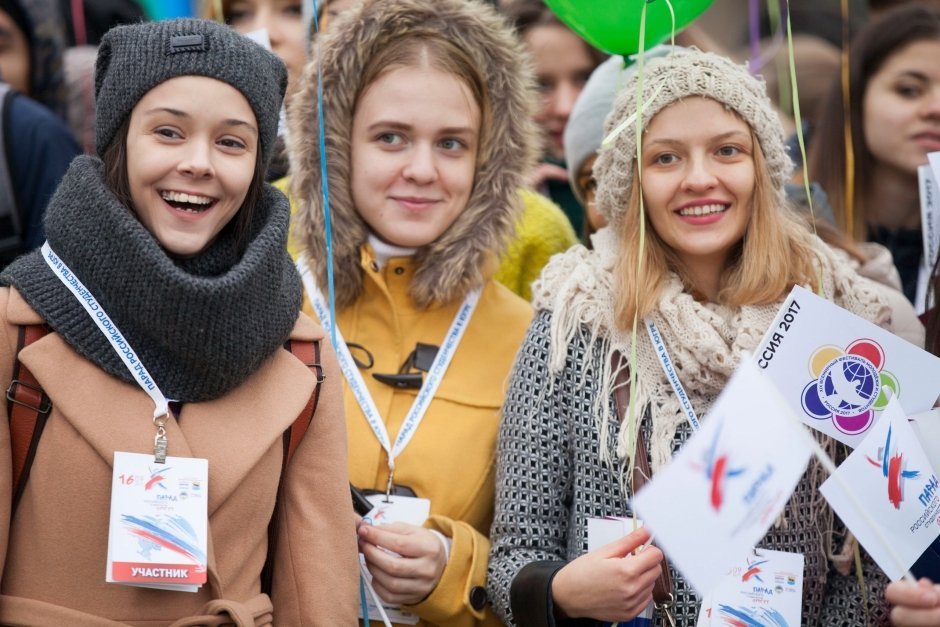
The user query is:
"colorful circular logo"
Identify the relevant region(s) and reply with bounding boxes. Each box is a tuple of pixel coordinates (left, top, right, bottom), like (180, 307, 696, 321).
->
(801, 339, 898, 436)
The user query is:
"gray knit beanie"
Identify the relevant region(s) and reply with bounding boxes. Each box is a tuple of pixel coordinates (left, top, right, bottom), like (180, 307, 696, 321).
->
(594, 48, 792, 226)
(94, 18, 287, 165)
(564, 47, 671, 205)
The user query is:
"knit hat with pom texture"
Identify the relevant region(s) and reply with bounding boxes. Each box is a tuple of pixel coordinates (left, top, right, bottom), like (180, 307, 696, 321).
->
(593, 48, 792, 226)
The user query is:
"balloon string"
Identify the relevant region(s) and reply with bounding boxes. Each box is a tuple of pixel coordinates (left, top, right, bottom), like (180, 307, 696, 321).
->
(663, 0, 676, 49)
(748, 0, 760, 74)
(626, 0, 651, 538)
(783, 0, 822, 292)
(601, 83, 664, 148)
(750, 14, 785, 74)
(785, 1, 811, 220)
(767, 0, 790, 116)
(310, 0, 338, 348)
(840, 0, 856, 237)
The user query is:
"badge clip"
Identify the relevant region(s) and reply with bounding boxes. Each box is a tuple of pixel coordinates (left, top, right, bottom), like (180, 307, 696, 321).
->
(384, 470, 395, 503)
(153, 413, 169, 464)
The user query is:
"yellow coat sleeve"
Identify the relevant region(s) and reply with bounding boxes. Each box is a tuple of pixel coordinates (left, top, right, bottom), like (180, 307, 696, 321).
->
(405, 515, 503, 626)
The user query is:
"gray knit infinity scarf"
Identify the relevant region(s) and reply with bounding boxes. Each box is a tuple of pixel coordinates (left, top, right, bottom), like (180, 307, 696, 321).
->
(1, 155, 302, 402)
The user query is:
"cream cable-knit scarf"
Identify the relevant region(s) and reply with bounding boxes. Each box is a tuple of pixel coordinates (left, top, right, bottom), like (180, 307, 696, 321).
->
(531, 227, 891, 473)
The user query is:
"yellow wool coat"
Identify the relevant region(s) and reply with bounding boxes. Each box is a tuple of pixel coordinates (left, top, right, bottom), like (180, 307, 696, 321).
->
(304, 246, 532, 626)
(283, 0, 540, 621)
(0, 288, 359, 625)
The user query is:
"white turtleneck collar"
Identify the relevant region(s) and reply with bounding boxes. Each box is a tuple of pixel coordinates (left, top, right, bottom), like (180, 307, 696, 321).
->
(368, 233, 417, 269)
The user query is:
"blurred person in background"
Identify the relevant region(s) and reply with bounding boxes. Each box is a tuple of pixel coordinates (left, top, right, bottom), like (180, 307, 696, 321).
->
(500, 0, 605, 237)
(202, 0, 305, 99)
(59, 0, 145, 153)
(9, 0, 67, 118)
(808, 4, 940, 303)
(202, 0, 307, 180)
(562, 49, 669, 242)
(0, 0, 79, 266)
(57, 0, 143, 46)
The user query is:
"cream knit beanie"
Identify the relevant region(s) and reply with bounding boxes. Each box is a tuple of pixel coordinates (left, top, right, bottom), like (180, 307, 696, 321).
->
(593, 48, 792, 226)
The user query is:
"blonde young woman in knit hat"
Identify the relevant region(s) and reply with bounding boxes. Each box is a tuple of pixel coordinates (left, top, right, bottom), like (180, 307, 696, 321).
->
(288, 0, 537, 624)
(487, 48, 913, 626)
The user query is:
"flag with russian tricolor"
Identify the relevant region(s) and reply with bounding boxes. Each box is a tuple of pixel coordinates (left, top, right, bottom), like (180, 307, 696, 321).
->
(107, 452, 208, 592)
(632, 360, 812, 595)
(820, 397, 940, 581)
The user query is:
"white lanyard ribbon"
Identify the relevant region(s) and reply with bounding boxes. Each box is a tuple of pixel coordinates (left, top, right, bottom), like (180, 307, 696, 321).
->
(296, 255, 480, 478)
(41, 242, 172, 460)
(645, 319, 700, 432)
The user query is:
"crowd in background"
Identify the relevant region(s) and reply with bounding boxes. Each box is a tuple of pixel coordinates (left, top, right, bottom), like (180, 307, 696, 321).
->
(0, 0, 938, 625)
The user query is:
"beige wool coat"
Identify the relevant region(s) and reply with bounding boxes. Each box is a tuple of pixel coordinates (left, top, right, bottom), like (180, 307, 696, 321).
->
(0, 288, 359, 626)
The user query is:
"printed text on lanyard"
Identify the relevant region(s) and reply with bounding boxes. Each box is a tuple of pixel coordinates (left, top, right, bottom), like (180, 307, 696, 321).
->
(646, 319, 701, 432)
(41, 242, 172, 461)
(297, 255, 481, 493)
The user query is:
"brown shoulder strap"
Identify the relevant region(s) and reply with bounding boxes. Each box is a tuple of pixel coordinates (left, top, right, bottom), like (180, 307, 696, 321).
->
(6, 324, 52, 515)
(261, 338, 325, 597)
(283, 339, 325, 466)
(611, 352, 675, 617)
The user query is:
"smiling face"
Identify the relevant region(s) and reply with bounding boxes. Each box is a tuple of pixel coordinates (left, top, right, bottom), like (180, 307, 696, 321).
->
(862, 39, 940, 178)
(349, 65, 480, 249)
(526, 24, 595, 161)
(126, 76, 258, 257)
(641, 97, 755, 275)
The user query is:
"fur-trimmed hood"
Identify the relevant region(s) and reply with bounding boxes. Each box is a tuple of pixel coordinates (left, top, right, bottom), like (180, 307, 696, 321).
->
(288, 0, 538, 309)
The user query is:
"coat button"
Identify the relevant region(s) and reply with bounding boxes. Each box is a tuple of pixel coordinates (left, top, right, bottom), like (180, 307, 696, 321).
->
(393, 266, 405, 275)
(469, 585, 487, 610)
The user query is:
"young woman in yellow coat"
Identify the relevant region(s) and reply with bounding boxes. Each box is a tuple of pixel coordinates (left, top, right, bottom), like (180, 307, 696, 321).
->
(288, 0, 537, 624)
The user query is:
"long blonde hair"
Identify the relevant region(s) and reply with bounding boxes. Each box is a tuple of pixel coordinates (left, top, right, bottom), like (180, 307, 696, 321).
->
(614, 132, 819, 327)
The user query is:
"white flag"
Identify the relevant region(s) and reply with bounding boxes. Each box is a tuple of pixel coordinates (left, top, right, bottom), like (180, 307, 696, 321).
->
(633, 360, 812, 595)
(820, 397, 940, 581)
(754, 285, 940, 447)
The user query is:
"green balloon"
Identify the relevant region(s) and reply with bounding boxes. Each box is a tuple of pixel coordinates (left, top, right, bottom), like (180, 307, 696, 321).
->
(544, 0, 714, 56)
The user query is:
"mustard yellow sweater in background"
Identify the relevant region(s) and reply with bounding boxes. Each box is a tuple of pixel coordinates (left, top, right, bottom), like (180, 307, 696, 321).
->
(494, 189, 578, 301)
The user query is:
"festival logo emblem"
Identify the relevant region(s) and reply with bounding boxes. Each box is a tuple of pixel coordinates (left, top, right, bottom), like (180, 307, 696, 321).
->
(691, 426, 747, 512)
(741, 556, 768, 583)
(801, 339, 898, 436)
(866, 424, 920, 510)
(145, 465, 171, 491)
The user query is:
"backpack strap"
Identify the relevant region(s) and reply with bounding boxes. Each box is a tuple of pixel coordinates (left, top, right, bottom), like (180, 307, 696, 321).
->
(260, 338, 325, 597)
(282, 339, 325, 467)
(6, 324, 52, 514)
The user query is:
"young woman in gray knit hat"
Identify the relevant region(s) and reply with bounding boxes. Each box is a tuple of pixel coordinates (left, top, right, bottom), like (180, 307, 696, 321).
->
(487, 48, 915, 626)
(0, 18, 358, 624)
